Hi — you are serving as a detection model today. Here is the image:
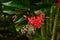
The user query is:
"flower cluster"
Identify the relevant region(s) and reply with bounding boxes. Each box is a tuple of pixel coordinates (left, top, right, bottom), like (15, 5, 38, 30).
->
(28, 13, 45, 30)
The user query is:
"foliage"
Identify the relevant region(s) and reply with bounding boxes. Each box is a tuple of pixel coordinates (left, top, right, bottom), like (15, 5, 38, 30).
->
(0, 0, 60, 40)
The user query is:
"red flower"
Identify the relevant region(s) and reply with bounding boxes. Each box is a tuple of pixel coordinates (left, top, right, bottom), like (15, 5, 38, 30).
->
(57, 0, 60, 8)
(28, 13, 45, 30)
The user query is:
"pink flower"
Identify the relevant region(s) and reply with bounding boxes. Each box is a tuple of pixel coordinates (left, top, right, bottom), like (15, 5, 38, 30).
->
(12, 15, 17, 21)
(23, 15, 27, 20)
(28, 13, 45, 30)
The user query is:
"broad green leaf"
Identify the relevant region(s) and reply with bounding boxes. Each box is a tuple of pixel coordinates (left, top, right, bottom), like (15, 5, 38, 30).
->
(10, 4, 29, 9)
(3, 10, 15, 14)
(2, 1, 29, 9)
(16, 25, 24, 32)
(2, 1, 13, 6)
(15, 17, 24, 23)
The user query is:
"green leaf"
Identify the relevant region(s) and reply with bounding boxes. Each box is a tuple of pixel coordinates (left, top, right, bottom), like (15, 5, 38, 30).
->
(2, 1, 29, 9)
(3, 10, 15, 14)
(34, 9, 42, 15)
(34, 7, 50, 15)
(10, 4, 29, 9)
(2, 1, 13, 6)
(15, 17, 24, 23)
(16, 25, 24, 32)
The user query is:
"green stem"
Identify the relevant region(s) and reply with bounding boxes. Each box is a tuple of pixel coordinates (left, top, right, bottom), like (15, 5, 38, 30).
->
(41, 23, 45, 37)
(51, 8, 59, 40)
(41, 25, 43, 37)
(46, 18, 49, 40)
(50, 6, 53, 33)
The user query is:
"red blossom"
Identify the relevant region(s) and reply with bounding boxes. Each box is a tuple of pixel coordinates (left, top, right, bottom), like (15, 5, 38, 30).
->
(28, 13, 45, 30)
(57, 0, 60, 8)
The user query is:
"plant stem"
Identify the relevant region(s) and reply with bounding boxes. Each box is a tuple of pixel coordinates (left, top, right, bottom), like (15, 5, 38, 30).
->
(51, 8, 59, 40)
(41, 24, 43, 37)
(46, 18, 49, 40)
